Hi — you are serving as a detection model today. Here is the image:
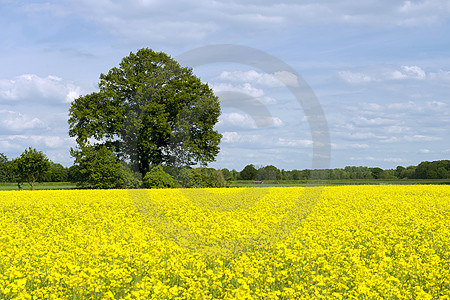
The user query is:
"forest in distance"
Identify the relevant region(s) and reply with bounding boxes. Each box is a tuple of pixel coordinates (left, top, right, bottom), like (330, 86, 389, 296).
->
(0, 151, 448, 185)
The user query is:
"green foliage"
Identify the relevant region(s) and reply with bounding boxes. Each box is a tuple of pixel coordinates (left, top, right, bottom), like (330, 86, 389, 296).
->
(120, 162, 143, 188)
(0, 153, 15, 182)
(177, 167, 225, 188)
(143, 166, 176, 189)
(67, 165, 82, 183)
(40, 162, 68, 182)
(239, 164, 257, 180)
(193, 168, 225, 188)
(401, 166, 417, 179)
(11, 147, 50, 190)
(177, 168, 197, 188)
(72, 146, 125, 189)
(415, 160, 450, 179)
(221, 168, 237, 182)
(395, 166, 406, 178)
(378, 169, 397, 179)
(68, 48, 222, 176)
(257, 165, 281, 180)
(370, 167, 384, 179)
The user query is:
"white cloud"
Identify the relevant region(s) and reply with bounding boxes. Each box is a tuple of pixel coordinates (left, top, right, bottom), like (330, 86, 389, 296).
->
(271, 117, 283, 127)
(349, 156, 409, 164)
(4, 135, 75, 149)
(428, 70, 450, 81)
(0, 110, 46, 131)
(352, 143, 369, 149)
(277, 138, 313, 147)
(387, 101, 418, 110)
(386, 126, 410, 133)
(0, 140, 22, 152)
(44, 0, 449, 48)
(222, 131, 239, 143)
(218, 112, 283, 129)
(402, 66, 426, 80)
(388, 66, 426, 80)
(386, 100, 447, 114)
(338, 65, 450, 85)
(273, 71, 299, 88)
(212, 83, 277, 105)
(218, 70, 282, 87)
(330, 143, 369, 150)
(219, 112, 256, 129)
(396, 0, 450, 26)
(383, 157, 408, 163)
(349, 156, 376, 162)
(0, 74, 82, 104)
(380, 137, 400, 143)
(390, 66, 427, 80)
(220, 131, 262, 144)
(404, 135, 441, 142)
(213, 83, 264, 98)
(419, 149, 431, 153)
(389, 70, 407, 80)
(341, 132, 387, 140)
(331, 143, 370, 150)
(354, 116, 395, 126)
(338, 71, 372, 84)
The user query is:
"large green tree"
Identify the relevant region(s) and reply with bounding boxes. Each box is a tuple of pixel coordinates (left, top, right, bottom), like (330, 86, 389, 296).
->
(11, 147, 50, 190)
(68, 48, 222, 176)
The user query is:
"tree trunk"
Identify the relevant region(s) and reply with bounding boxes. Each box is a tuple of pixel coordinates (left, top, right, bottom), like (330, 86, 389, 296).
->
(31, 177, 35, 191)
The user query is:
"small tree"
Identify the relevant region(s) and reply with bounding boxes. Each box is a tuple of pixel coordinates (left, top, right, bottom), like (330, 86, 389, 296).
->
(239, 164, 258, 180)
(11, 147, 50, 190)
(143, 166, 176, 189)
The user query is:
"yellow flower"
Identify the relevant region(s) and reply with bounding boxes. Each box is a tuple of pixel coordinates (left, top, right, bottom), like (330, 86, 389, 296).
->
(0, 185, 448, 299)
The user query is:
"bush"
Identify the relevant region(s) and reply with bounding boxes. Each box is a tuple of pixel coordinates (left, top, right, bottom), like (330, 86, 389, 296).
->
(143, 166, 176, 189)
(177, 167, 225, 188)
(73, 146, 125, 189)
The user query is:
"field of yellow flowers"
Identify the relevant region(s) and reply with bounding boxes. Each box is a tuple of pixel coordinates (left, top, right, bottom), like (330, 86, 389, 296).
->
(0, 185, 449, 299)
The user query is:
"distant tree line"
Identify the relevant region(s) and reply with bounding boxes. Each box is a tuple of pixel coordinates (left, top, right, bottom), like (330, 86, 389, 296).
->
(0, 150, 448, 189)
(220, 160, 450, 181)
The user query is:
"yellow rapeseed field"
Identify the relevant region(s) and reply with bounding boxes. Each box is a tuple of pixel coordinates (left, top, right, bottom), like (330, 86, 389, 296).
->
(0, 185, 449, 299)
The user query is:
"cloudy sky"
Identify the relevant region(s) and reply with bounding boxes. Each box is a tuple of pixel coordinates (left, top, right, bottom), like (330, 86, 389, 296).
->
(0, 0, 449, 171)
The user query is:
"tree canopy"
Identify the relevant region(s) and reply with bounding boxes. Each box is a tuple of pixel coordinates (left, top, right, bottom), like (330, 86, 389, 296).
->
(72, 146, 126, 189)
(11, 147, 50, 190)
(143, 165, 176, 189)
(0, 153, 15, 182)
(239, 164, 258, 180)
(68, 48, 222, 176)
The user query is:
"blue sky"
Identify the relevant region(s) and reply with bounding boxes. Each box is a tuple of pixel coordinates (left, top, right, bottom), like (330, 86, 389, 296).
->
(0, 0, 449, 171)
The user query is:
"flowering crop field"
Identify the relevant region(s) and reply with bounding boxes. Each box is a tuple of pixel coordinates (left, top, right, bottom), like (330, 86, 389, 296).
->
(0, 185, 449, 299)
